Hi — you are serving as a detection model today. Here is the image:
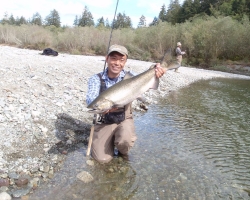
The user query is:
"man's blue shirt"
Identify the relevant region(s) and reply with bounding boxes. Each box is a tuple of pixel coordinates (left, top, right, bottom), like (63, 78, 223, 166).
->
(86, 68, 127, 106)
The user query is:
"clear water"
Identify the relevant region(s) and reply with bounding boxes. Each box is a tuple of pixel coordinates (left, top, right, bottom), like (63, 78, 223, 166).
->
(31, 78, 250, 199)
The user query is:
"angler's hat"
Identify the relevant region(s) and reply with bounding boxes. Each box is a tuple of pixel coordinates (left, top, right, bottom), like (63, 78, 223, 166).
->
(108, 44, 128, 57)
(177, 42, 182, 46)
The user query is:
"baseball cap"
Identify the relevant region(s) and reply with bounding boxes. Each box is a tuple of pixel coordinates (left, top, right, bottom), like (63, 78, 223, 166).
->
(177, 42, 182, 46)
(108, 44, 128, 57)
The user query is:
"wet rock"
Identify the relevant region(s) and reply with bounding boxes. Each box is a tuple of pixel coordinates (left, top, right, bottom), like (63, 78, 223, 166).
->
(48, 169, 54, 179)
(76, 171, 94, 183)
(0, 192, 11, 200)
(12, 185, 32, 198)
(86, 160, 94, 166)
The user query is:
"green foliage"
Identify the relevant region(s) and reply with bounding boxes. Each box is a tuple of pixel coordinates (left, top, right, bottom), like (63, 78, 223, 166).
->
(149, 17, 159, 26)
(44, 9, 61, 28)
(113, 13, 133, 29)
(159, 4, 167, 21)
(31, 12, 42, 26)
(96, 17, 106, 28)
(166, 0, 181, 24)
(78, 6, 95, 27)
(138, 15, 146, 28)
(105, 18, 110, 28)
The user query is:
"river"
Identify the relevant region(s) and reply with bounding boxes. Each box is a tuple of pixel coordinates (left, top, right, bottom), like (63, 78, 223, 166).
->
(30, 77, 250, 199)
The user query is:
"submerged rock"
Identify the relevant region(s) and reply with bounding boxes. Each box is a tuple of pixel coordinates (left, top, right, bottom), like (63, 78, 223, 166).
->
(76, 171, 94, 183)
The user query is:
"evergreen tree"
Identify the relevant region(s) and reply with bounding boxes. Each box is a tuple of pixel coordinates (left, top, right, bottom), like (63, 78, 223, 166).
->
(232, 0, 248, 17)
(1, 12, 9, 24)
(44, 9, 61, 27)
(166, 0, 181, 24)
(193, 0, 202, 15)
(138, 15, 147, 27)
(159, 4, 167, 21)
(219, 1, 233, 16)
(96, 17, 105, 27)
(113, 12, 132, 29)
(200, 0, 218, 15)
(78, 6, 95, 27)
(31, 12, 42, 26)
(9, 14, 16, 25)
(124, 15, 133, 28)
(16, 16, 27, 25)
(105, 18, 110, 28)
(73, 15, 79, 26)
(179, 0, 194, 22)
(149, 17, 159, 26)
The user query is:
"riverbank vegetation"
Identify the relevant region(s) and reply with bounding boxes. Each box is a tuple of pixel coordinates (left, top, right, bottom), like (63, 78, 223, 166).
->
(1, 2, 250, 75)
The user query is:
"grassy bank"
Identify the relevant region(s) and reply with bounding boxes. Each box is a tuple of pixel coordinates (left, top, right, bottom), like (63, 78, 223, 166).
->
(0, 16, 250, 72)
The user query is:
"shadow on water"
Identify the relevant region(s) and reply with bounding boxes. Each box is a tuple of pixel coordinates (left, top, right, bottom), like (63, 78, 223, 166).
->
(30, 78, 250, 199)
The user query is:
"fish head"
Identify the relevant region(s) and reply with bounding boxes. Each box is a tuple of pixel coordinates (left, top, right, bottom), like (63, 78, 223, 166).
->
(87, 98, 114, 113)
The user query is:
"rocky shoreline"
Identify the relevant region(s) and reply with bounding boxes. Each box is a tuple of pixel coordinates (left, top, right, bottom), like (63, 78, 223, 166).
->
(0, 45, 249, 199)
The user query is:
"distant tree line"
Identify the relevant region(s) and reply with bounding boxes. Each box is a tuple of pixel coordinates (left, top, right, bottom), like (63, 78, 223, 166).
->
(153, 0, 250, 25)
(1, 1, 250, 28)
(0, 6, 133, 29)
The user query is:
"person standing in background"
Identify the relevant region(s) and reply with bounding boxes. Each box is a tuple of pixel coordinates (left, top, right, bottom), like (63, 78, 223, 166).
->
(175, 42, 186, 73)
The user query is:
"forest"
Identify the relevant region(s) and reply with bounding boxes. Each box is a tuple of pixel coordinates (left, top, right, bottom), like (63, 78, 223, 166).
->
(0, 1, 250, 74)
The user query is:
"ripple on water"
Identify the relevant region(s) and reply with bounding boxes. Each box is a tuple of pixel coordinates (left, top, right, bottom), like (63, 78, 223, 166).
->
(30, 78, 250, 199)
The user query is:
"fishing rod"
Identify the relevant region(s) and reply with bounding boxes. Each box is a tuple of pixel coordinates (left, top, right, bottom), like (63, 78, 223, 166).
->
(102, 0, 120, 75)
(86, 0, 120, 157)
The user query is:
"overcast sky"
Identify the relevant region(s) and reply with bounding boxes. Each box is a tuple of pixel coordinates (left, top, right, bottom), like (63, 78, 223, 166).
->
(0, 0, 184, 27)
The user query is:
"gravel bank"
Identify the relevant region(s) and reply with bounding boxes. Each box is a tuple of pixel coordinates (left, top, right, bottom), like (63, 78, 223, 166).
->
(0, 45, 249, 198)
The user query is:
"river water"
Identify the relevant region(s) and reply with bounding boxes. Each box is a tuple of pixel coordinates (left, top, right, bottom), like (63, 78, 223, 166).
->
(31, 77, 250, 199)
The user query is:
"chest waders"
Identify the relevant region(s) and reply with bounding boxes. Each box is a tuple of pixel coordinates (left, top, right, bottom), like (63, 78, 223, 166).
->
(97, 72, 127, 124)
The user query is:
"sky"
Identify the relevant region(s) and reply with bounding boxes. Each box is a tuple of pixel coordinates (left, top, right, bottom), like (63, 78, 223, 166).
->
(0, 0, 184, 27)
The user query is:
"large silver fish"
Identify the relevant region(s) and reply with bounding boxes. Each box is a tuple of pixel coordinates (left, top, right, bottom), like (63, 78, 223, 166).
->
(87, 50, 179, 113)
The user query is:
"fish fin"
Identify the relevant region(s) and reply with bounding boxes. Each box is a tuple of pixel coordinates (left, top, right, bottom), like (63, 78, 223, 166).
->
(166, 61, 180, 70)
(150, 78, 159, 90)
(160, 48, 181, 69)
(124, 71, 134, 80)
(160, 48, 173, 63)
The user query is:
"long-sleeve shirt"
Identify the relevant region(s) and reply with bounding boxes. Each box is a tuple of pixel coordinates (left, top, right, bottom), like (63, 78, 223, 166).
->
(86, 68, 127, 106)
(176, 47, 185, 56)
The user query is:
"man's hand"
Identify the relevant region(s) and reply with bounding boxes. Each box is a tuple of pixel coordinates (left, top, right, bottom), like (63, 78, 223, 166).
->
(155, 63, 166, 78)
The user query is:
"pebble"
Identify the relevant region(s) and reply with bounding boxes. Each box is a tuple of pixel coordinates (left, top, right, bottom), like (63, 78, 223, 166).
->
(0, 179, 9, 187)
(0, 192, 11, 200)
(76, 171, 94, 183)
(86, 160, 94, 166)
(15, 178, 29, 187)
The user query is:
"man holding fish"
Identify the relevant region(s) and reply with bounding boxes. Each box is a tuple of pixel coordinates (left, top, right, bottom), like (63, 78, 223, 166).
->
(86, 44, 170, 163)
